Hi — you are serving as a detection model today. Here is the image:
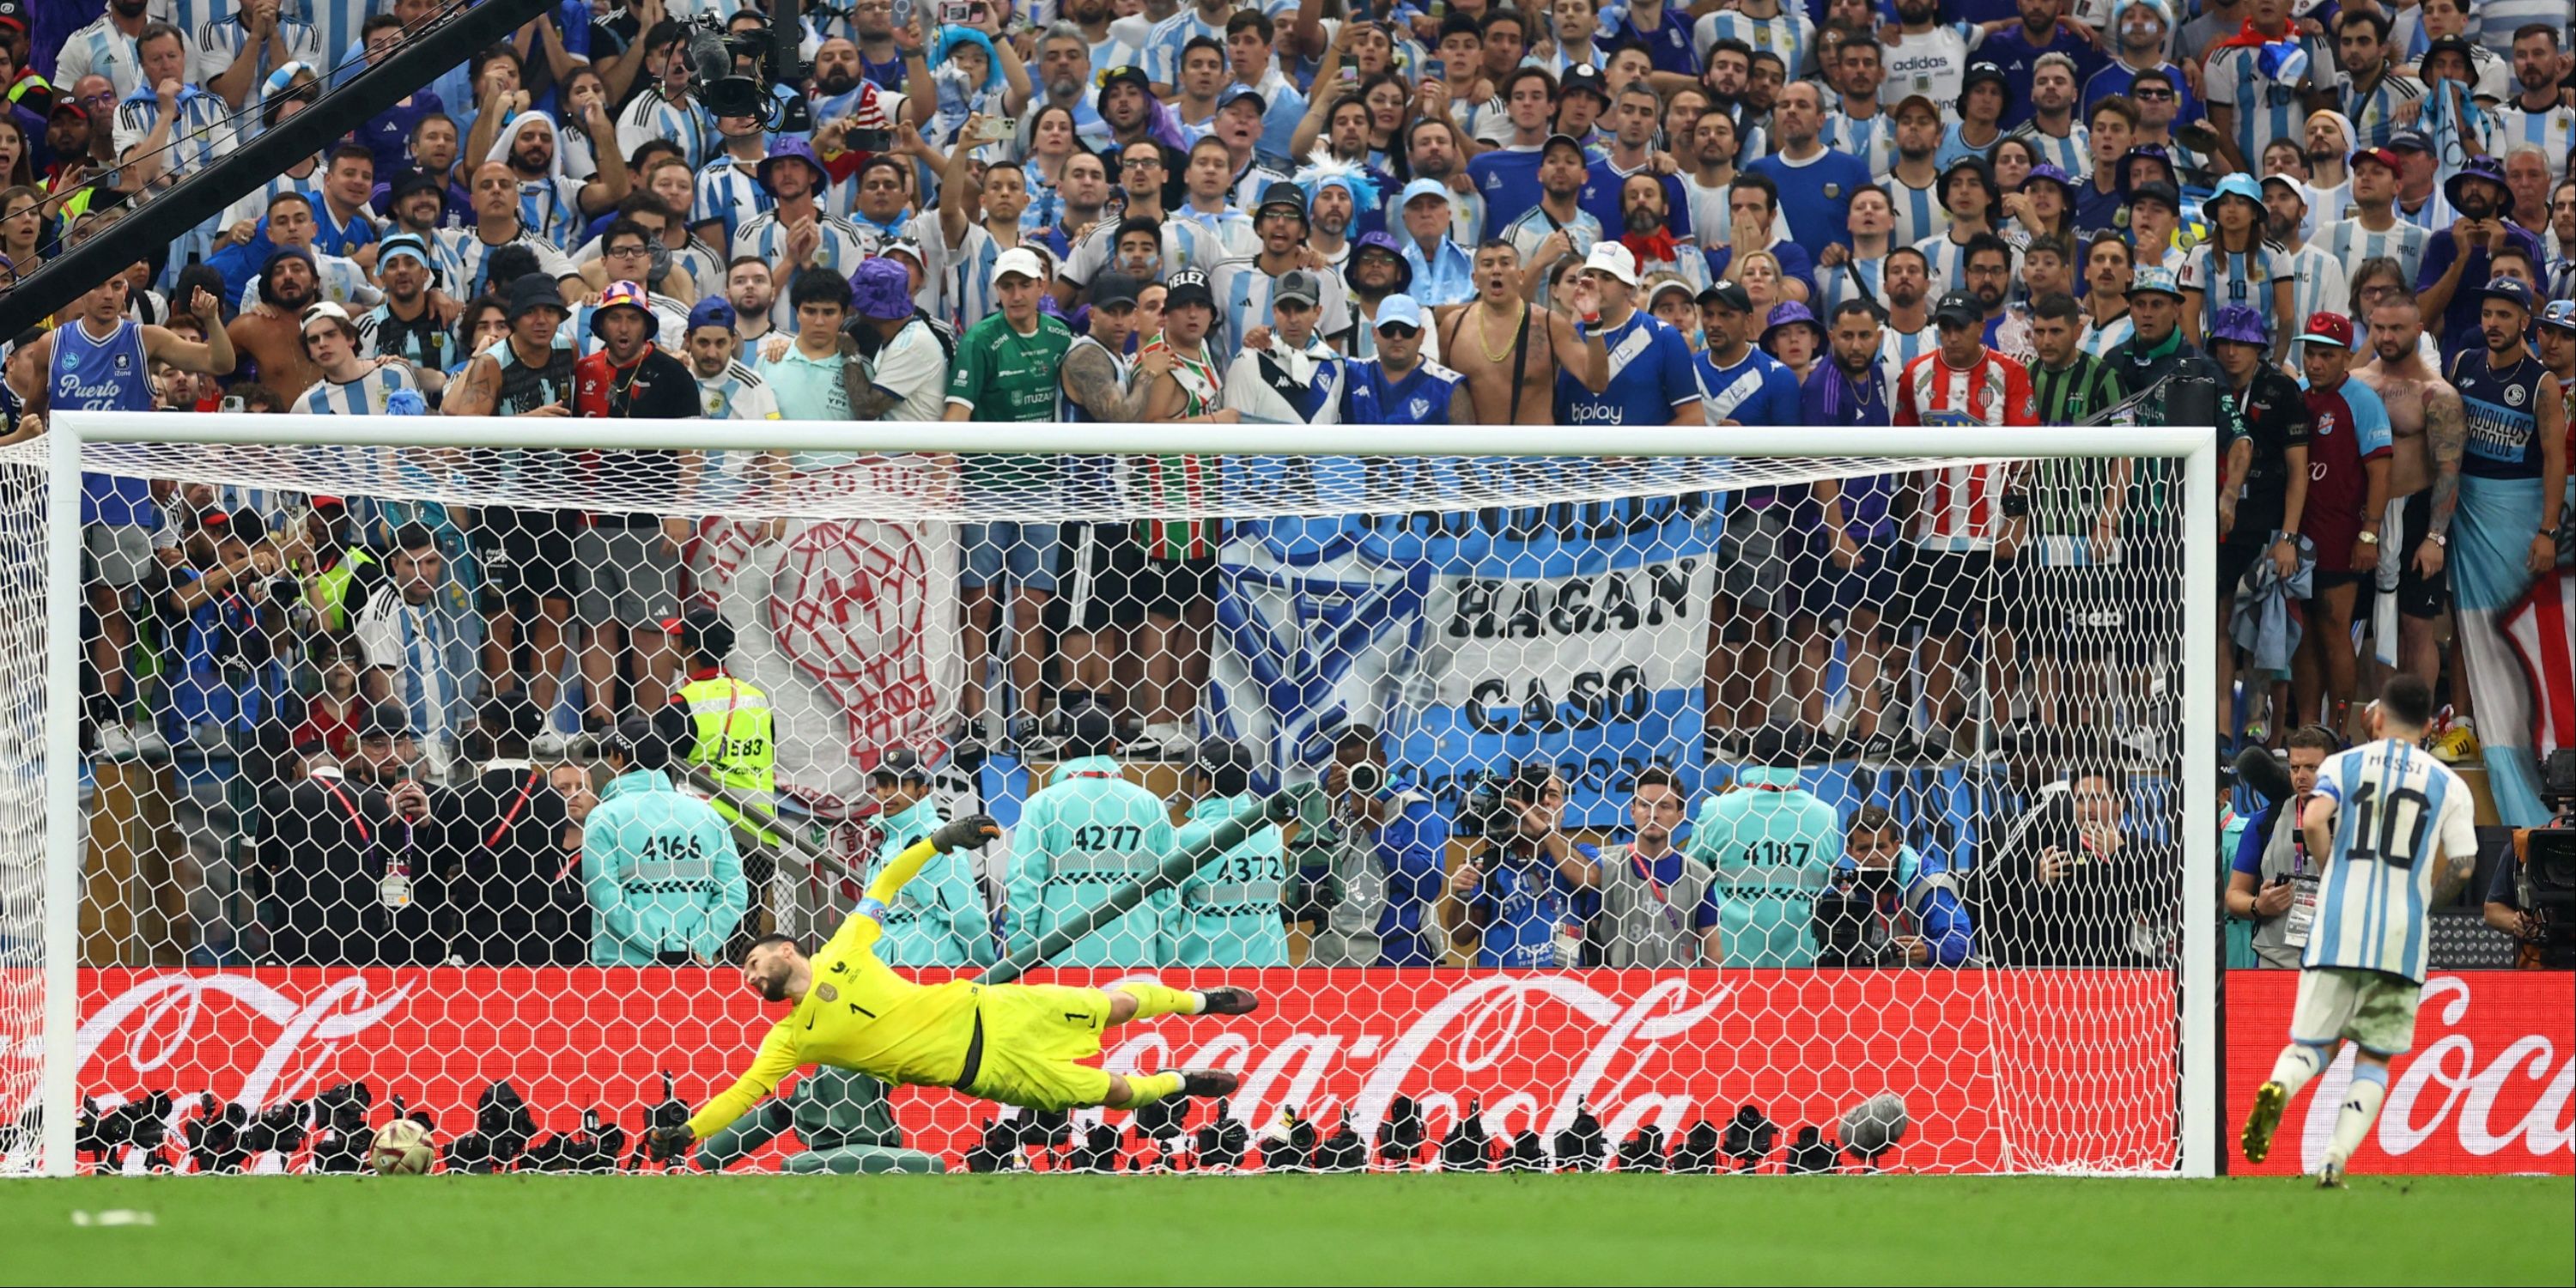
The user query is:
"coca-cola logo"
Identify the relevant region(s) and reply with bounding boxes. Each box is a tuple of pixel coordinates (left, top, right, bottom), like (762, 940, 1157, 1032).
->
(1098, 972, 1738, 1143)
(66, 973, 412, 1117)
(2294, 976, 2575, 1170)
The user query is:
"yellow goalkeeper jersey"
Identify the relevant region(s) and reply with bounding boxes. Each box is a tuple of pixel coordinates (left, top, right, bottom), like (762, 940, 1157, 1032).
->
(685, 842, 981, 1139)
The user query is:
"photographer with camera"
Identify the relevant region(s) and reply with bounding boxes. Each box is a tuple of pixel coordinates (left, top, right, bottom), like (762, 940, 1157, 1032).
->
(1813, 805, 1976, 967)
(2483, 749, 2576, 969)
(1440, 763, 1601, 969)
(1297, 726, 1453, 969)
(261, 703, 440, 965)
(1592, 766, 1715, 968)
(2225, 726, 2338, 969)
(143, 506, 294, 758)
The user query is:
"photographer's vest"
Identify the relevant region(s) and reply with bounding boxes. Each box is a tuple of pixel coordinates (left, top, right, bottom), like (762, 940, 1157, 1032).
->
(1595, 844, 1715, 969)
(2245, 801, 2320, 969)
(677, 669, 777, 840)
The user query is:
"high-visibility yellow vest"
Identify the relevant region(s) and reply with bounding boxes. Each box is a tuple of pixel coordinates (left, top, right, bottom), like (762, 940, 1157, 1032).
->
(677, 671, 775, 836)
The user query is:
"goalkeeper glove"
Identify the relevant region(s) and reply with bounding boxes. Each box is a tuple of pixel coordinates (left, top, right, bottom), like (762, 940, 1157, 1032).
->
(932, 814, 1001, 854)
(643, 1123, 696, 1163)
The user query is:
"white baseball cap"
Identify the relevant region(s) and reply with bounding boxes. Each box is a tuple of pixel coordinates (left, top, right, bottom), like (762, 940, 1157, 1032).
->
(1582, 241, 1640, 288)
(993, 246, 1050, 283)
(300, 301, 354, 333)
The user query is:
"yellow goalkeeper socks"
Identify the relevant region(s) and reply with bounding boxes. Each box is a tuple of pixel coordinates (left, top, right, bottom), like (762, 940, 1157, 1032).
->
(1122, 1072, 1185, 1109)
(1110, 982, 1204, 1019)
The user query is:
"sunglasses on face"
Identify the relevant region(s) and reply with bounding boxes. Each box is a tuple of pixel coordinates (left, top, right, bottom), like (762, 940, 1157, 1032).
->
(1376, 322, 1420, 338)
(2133, 86, 2174, 100)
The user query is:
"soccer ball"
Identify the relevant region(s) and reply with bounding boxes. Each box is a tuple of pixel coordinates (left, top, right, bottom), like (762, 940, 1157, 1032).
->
(368, 1118, 435, 1175)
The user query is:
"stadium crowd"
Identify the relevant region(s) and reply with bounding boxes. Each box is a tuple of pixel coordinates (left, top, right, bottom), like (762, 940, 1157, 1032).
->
(1, 0, 2567, 971)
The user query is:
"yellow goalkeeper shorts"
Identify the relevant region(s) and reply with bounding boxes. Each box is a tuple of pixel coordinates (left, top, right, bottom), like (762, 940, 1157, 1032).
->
(959, 983, 1115, 1114)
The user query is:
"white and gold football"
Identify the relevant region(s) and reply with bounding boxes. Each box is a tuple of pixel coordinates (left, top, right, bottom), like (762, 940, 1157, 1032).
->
(368, 1118, 435, 1176)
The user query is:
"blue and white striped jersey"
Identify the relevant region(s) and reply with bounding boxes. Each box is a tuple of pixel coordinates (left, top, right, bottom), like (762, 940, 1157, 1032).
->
(1503, 204, 1603, 310)
(1212, 256, 1353, 352)
(1060, 216, 1221, 288)
(294, 360, 420, 416)
(190, 12, 325, 90)
(1818, 256, 1886, 320)
(2306, 738, 2477, 982)
(2008, 122, 2089, 182)
(2178, 240, 2287, 331)
(146, 0, 224, 51)
(1912, 229, 2016, 293)
(2335, 69, 2426, 151)
(2494, 104, 2576, 182)
(112, 82, 237, 177)
(1879, 322, 1935, 374)
(2469, 0, 2567, 57)
(511, 175, 592, 250)
(2080, 311, 2135, 358)
(2318, 216, 2430, 287)
(1887, 174, 1947, 249)
(731, 210, 876, 273)
(55, 14, 152, 99)
(2280, 242, 2348, 343)
(914, 210, 1001, 331)
(238, 250, 383, 313)
(2202, 35, 2320, 170)
(432, 228, 578, 299)
(618, 86, 714, 170)
(695, 360, 780, 422)
(1693, 7, 1814, 76)
(1140, 5, 1224, 87)
(690, 157, 772, 247)
(1822, 107, 1898, 178)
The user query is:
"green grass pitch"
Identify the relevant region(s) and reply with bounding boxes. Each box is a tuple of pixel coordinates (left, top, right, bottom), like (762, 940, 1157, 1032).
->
(4, 1175, 2576, 1283)
(3, 1174, 2568, 1285)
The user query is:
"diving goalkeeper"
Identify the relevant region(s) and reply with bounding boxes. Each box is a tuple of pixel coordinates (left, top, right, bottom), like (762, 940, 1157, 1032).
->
(646, 815, 1255, 1161)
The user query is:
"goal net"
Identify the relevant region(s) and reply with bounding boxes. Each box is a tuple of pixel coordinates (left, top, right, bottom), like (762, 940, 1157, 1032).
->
(1, 415, 2215, 1176)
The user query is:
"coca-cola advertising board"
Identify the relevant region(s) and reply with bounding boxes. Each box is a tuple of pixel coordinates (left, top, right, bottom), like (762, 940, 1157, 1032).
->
(61, 967, 2186, 1172)
(2224, 970, 2573, 1176)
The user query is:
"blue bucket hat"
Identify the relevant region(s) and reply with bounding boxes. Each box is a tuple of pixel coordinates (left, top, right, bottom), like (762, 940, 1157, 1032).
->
(2201, 173, 2265, 224)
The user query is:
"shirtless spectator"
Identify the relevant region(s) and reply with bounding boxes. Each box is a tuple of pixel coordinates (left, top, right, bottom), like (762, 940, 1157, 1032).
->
(2351, 290, 2466, 696)
(1435, 240, 1608, 424)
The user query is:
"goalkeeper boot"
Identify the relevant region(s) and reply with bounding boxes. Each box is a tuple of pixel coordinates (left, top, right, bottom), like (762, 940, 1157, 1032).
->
(1200, 986, 1261, 1017)
(2239, 1079, 2288, 1164)
(1178, 1070, 1242, 1099)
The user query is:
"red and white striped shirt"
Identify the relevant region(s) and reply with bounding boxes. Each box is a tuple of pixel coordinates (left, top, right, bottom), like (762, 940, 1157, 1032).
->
(1894, 347, 2037, 550)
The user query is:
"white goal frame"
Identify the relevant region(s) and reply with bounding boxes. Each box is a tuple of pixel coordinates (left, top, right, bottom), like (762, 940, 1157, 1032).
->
(33, 411, 2224, 1178)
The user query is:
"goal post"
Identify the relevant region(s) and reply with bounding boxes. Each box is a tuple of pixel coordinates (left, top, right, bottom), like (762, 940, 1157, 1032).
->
(14, 411, 2221, 1178)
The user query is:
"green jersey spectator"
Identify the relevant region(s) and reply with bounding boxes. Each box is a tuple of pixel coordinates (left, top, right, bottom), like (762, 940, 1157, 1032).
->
(1170, 743, 1289, 968)
(1005, 755, 1176, 967)
(942, 246, 1076, 490)
(1686, 732, 1844, 968)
